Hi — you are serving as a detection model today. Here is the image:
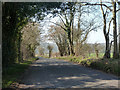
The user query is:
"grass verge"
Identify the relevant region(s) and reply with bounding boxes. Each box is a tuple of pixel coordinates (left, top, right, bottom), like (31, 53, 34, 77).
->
(54, 56, 120, 76)
(2, 57, 39, 88)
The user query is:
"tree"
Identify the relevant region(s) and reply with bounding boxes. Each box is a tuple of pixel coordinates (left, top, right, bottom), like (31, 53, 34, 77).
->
(94, 43, 99, 58)
(21, 22, 40, 59)
(100, 1, 112, 58)
(86, 44, 93, 57)
(50, 2, 76, 56)
(118, 2, 120, 56)
(112, 1, 119, 58)
(38, 46, 45, 56)
(79, 43, 90, 58)
(60, 2, 75, 56)
(50, 2, 101, 56)
(47, 45, 53, 58)
(93, 43, 105, 58)
(2, 2, 62, 66)
(48, 25, 69, 56)
(84, 1, 120, 59)
(74, 3, 101, 56)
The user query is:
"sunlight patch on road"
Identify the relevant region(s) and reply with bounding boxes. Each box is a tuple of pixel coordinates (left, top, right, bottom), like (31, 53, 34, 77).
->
(83, 80, 119, 88)
(19, 84, 35, 89)
(31, 63, 73, 66)
(19, 81, 55, 89)
(71, 80, 118, 88)
(57, 76, 91, 80)
(31, 64, 43, 66)
(49, 63, 72, 66)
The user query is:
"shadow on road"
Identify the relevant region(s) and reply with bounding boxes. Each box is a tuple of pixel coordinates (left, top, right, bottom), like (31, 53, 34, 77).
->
(18, 57, 119, 89)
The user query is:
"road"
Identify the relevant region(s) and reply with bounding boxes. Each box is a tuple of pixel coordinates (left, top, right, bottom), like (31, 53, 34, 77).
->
(18, 57, 119, 89)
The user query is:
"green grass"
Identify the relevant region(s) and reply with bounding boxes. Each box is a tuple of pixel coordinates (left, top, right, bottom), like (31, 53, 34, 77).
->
(2, 57, 38, 88)
(88, 53, 113, 58)
(89, 53, 104, 58)
(54, 55, 120, 76)
(41, 55, 49, 58)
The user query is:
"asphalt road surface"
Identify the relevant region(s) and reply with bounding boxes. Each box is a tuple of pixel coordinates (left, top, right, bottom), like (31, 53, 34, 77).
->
(18, 57, 119, 89)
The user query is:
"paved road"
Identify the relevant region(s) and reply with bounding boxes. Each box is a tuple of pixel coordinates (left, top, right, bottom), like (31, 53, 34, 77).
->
(18, 57, 119, 89)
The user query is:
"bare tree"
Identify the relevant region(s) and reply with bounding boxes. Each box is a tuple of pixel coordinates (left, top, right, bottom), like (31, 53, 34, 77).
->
(21, 22, 40, 59)
(83, 1, 120, 59)
(86, 44, 93, 57)
(47, 44, 53, 58)
(100, 1, 112, 58)
(93, 43, 105, 58)
(38, 46, 45, 56)
(94, 43, 99, 58)
(112, 0, 119, 58)
(50, 2, 76, 56)
(50, 2, 101, 56)
(48, 25, 69, 56)
(74, 3, 101, 56)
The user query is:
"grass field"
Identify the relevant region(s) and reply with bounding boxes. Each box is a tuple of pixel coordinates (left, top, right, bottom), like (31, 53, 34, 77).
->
(2, 57, 38, 88)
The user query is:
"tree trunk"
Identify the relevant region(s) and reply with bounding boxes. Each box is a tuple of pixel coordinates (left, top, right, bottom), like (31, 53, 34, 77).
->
(112, 2, 119, 59)
(95, 50, 99, 58)
(68, 4, 75, 56)
(67, 43, 70, 55)
(71, 18, 74, 56)
(18, 32, 21, 63)
(57, 44, 64, 56)
(75, 40, 79, 56)
(49, 51, 51, 58)
(118, 2, 120, 56)
(60, 52, 63, 56)
(100, 2, 110, 59)
(89, 51, 91, 57)
(68, 30, 74, 56)
(104, 35, 110, 58)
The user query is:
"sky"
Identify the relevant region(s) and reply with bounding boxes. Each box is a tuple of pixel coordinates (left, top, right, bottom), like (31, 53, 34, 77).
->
(87, 30, 105, 43)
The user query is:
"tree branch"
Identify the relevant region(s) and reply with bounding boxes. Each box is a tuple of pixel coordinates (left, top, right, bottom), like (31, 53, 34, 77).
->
(84, 3, 112, 11)
(100, 0, 105, 16)
(117, 32, 120, 37)
(58, 14, 67, 27)
(81, 30, 90, 44)
(49, 21, 67, 31)
(64, 12, 69, 25)
(107, 17, 113, 35)
(116, 8, 120, 12)
(110, 40, 113, 52)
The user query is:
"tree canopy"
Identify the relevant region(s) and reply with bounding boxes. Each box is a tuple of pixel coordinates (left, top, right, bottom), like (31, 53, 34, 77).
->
(2, 2, 61, 67)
